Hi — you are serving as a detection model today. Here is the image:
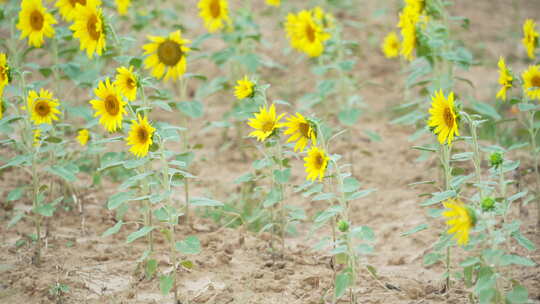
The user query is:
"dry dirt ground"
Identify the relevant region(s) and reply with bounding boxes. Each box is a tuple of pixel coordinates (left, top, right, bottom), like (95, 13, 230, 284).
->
(1, 0, 539, 303)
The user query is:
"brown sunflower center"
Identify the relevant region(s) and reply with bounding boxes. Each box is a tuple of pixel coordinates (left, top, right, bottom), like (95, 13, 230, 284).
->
(209, 0, 221, 18)
(0, 66, 6, 82)
(104, 95, 119, 116)
(262, 120, 275, 133)
(87, 14, 101, 41)
(30, 10, 44, 31)
(34, 100, 50, 117)
(157, 40, 183, 67)
(315, 154, 324, 168)
(305, 23, 316, 42)
(443, 107, 454, 128)
(69, 0, 86, 7)
(299, 122, 310, 138)
(137, 127, 148, 142)
(531, 75, 540, 87)
(126, 77, 136, 90)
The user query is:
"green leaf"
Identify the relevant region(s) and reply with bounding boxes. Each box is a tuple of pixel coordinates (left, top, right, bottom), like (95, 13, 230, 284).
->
(342, 177, 361, 193)
(334, 271, 352, 299)
(351, 226, 375, 241)
(126, 226, 154, 243)
(175, 236, 201, 255)
(145, 259, 158, 279)
(420, 190, 456, 206)
(7, 187, 25, 202)
(471, 102, 501, 120)
(46, 165, 77, 182)
(34, 203, 56, 217)
(159, 275, 174, 295)
(7, 212, 25, 228)
(234, 173, 254, 184)
(107, 191, 135, 210)
(178, 101, 203, 118)
(512, 231, 535, 251)
(312, 192, 335, 201)
(0, 155, 30, 170)
(263, 187, 282, 207)
(346, 189, 376, 201)
(500, 254, 536, 267)
(102, 221, 123, 237)
(314, 205, 343, 223)
(273, 168, 291, 184)
(400, 223, 428, 236)
(460, 257, 481, 267)
(189, 197, 223, 207)
(338, 108, 361, 126)
(423, 252, 442, 266)
(506, 285, 528, 304)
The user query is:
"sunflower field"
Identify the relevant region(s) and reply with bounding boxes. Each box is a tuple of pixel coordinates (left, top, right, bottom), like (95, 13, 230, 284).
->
(0, 0, 539, 303)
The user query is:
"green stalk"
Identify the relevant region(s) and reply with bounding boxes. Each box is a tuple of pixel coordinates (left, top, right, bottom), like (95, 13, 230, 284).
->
(526, 109, 540, 230)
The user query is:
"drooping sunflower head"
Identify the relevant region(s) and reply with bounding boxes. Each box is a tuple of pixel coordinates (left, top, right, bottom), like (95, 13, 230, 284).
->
(522, 19, 539, 59)
(115, 0, 131, 16)
(115, 66, 138, 101)
(56, 0, 91, 22)
(496, 56, 513, 101)
(198, 0, 232, 33)
(90, 78, 126, 132)
(77, 129, 90, 146)
(69, 0, 106, 59)
(143, 30, 191, 82)
(0, 53, 9, 94)
(265, 0, 280, 7)
(522, 65, 540, 101)
(126, 114, 155, 158)
(247, 104, 285, 142)
(284, 113, 317, 152)
(17, 0, 57, 48)
(234, 75, 255, 100)
(442, 198, 476, 246)
(285, 9, 331, 58)
(382, 32, 401, 59)
(304, 146, 329, 182)
(427, 89, 460, 145)
(27, 88, 61, 125)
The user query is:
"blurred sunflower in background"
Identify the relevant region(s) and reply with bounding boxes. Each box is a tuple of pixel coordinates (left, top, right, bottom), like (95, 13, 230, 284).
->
(283, 113, 316, 152)
(77, 129, 90, 146)
(247, 104, 285, 142)
(427, 90, 459, 145)
(234, 76, 255, 100)
(522, 19, 538, 59)
(198, 0, 231, 33)
(285, 9, 331, 57)
(442, 199, 475, 246)
(382, 32, 401, 58)
(27, 88, 61, 125)
(496, 57, 513, 101)
(70, 0, 106, 58)
(17, 0, 56, 48)
(522, 65, 540, 100)
(90, 78, 126, 132)
(143, 30, 190, 82)
(115, 66, 138, 102)
(126, 114, 155, 158)
(304, 146, 329, 182)
(56, 0, 95, 22)
(115, 0, 131, 16)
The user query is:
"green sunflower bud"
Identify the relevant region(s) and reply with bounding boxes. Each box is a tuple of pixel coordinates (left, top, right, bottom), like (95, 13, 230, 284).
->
(481, 197, 496, 212)
(337, 220, 349, 232)
(490, 152, 503, 169)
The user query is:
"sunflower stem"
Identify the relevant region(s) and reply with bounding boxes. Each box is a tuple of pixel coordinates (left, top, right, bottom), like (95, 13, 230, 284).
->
(526, 109, 540, 230)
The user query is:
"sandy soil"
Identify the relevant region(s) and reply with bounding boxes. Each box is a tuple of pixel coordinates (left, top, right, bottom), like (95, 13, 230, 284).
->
(1, 0, 539, 303)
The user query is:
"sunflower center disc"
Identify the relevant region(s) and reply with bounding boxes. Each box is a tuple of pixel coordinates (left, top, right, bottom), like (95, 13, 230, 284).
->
(158, 40, 183, 67)
(69, 0, 86, 6)
(30, 10, 44, 31)
(104, 95, 119, 116)
(299, 122, 310, 138)
(315, 154, 324, 168)
(531, 75, 540, 87)
(443, 107, 454, 128)
(305, 24, 316, 42)
(87, 14, 101, 41)
(210, 0, 221, 18)
(262, 121, 274, 133)
(126, 77, 136, 90)
(35, 101, 50, 117)
(0, 67, 5, 82)
(137, 127, 148, 142)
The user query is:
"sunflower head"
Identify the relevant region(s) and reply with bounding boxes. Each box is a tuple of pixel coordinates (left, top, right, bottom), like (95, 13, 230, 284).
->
(198, 0, 232, 33)
(17, 0, 57, 48)
(143, 30, 191, 82)
(69, 0, 106, 58)
(33, 129, 41, 147)
(26, 88, 61, 125)
(247, 104, 285, 142)
(427, 89, 460, 145)
(234, 76, 255, 100)
(284, 113, 317, 152)
(382, 32, 401, 59)
(522, 65, 540, 101)
(126, 114, 155, 158)
(285, 8, 331, 57)
(115, 66, 138, 101)
(0, 53, 9, 95)
(56, 0, 92, 22)
(442, 199, 475, 246)
(496, 56, 513, 101)
(522, 19, 539, 59)
(115, 0, 131, 16)
(90, 78, 127, 132)
(77, 129, 90, 146)
(304, 146, 329, 182)
(265, 0, 280, 7)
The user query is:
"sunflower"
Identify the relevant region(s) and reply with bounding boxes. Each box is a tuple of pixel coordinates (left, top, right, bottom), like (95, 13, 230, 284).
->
(56, 0, 95, 22)
(142, 30, 191, 82)
(115, 0, 131, 15)
(70, 0, 106, 59)
(198, 0, 231, 33)
(522, 19, 538, 59)
(285, 9, 330, 57)
(265, 0, 280, 6)
(234, 76, 255, 100)
(427, 90, 459, 145)
(77, 129, 90, 146)
(312, 6, 334, 30)
(0, 53, 9, 95)
(17, 0, 57, 48)
(522, 65, 540, 100)
(283, 113, 316, 152)
(126, 114, 155, 158)
(27, 88, 60, 125)
(115, 66, 138, 101)
(442, 198, 475, 246)
(247, 104, 285, 142)
(496, 57, 513, 101)
(382, 32, 400, 59)
(33, 129, 41, 147)
(304, 146, 329, 182)
(90, 78, 126, 132)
